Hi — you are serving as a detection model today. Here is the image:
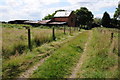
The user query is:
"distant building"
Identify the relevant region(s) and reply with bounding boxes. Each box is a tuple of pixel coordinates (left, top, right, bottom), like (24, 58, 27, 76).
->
(8, 20, 29, 24)
(8, 20, 39, 26)
(52, 10, 76, 26)
(7, 10, 76, 27)
(23, 20, 39, 26)
(39, 10, 76, 27)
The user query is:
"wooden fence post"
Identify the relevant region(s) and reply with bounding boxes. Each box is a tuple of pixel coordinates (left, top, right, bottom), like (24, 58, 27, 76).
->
(111, 32, 114, 43)
(28, 28, 32, 51)
(52, 27, 56, 40)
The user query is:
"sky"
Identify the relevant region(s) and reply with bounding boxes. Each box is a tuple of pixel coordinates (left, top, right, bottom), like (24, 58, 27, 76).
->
(0, 0, 119, 22)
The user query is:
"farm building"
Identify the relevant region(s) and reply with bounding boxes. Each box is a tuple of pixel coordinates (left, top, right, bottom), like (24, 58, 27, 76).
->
(39, 10, 76, 27)
(8, 20, 29, 24)
(7, 10, 76, 27)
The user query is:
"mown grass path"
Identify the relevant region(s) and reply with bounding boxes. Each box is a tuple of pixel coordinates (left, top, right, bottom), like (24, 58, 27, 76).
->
(69, 30, 92, 78)
(31, 31, 89, 78)
(17, 32, 82, 78)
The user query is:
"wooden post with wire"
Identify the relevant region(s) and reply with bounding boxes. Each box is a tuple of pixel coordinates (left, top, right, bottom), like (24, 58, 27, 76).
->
(111, 32, 114, 43)
(24, 26, 32, 51)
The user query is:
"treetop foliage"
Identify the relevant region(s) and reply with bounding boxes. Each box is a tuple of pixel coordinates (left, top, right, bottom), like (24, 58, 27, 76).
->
(74, 7, 94, 26)
(101, 12, 111, 27)
(42, 9, 66, 20)
(114, 2, 120, 19)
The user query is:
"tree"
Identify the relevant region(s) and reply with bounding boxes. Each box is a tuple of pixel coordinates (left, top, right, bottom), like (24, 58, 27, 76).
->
(93, 18, 101, 25)
(42, 14, 54, 20)
(110, 18, 118, 28)
(114, 2, 120, 29)
(42, 9, 65, 20)
(74, 7, 94, 28)
(114, 2, 120, 19)
(101, 12, 111, 27)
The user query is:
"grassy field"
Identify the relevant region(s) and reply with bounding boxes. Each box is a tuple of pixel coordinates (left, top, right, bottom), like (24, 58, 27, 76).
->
(77, 28, 119, 78)
(31, 31, 89, 78)
(2, 23, 79, 78)
(31, 28, 119, 78)
(2, 24, 76, 59)
(2, 23, 119, 79)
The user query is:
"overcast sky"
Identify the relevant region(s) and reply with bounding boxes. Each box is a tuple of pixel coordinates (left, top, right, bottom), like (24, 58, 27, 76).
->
(0, 0, 119, 22)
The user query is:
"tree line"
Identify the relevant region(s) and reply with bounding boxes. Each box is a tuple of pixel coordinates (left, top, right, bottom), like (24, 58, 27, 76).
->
(43, 2, 120, 29)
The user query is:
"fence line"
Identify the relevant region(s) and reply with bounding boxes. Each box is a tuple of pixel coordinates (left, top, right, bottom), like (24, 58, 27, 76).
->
(25, 26, 79, 51)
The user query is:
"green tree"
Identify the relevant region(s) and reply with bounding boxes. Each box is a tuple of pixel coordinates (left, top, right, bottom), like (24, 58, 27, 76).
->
(42, 13, 55, 20)
(114, 2, 120, 19)
(74, 7, 93, 28)
(93, 18, 101, 25)
(42, 9, 65, 20)
(101, 12, 111, 27)
(110, 18, 118, 28)
(114, 2, 120, 29)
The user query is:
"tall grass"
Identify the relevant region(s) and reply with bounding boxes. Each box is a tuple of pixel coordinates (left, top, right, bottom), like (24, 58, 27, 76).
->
(2, 27, 80, 78)
(2, 24, 80, 78)
(2, 28, 28, 58)
(2, 24, 78, 59)
(2, 23, 30, 28)
(31, 29, 53, 47)
(77, 28, 119, 78)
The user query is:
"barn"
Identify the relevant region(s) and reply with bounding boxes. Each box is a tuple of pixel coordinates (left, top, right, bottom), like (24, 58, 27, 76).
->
(39, 10, 76, 27)
(7, 10, 76, 27)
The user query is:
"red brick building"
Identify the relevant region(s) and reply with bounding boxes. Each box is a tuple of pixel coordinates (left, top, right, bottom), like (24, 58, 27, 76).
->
(51, 11, 76, 27)
(39, 10, 76, 27)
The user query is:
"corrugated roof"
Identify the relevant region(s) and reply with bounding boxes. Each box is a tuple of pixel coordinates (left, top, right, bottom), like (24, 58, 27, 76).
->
(24, 20, 38, 23)
(54, 11, 72, 17)
(38, 20, 51, 24)
(48, 22, 67, 24)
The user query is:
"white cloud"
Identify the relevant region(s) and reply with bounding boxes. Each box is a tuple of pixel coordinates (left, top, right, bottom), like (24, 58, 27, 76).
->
(0, 0, 119, 21)
(0, 0, 60, 21)
(67, 0, 118, 5)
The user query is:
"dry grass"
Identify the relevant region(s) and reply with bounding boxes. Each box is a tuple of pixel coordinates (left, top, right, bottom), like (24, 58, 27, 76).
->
(2, 23, 80, 78)
(2, 25, 78, 59)
(2, 28, 28, 58)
